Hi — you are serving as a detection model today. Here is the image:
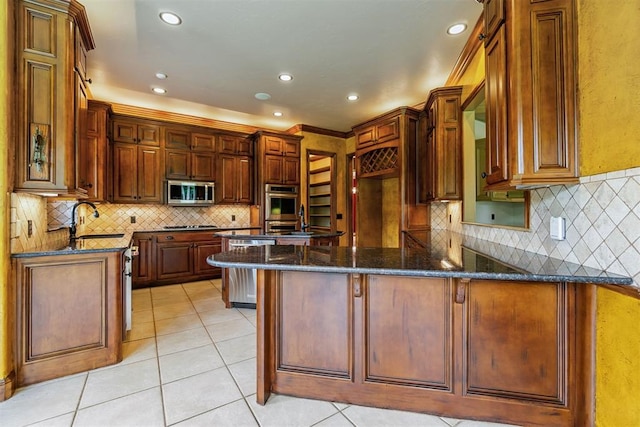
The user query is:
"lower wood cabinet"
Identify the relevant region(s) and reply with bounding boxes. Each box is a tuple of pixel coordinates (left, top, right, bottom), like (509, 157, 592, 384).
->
(13, 251, 123, 386)
(260, 272, 592, 426)
(132, 231, 222, 288)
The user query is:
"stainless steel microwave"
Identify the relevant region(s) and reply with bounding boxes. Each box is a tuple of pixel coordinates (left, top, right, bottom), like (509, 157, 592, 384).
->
(167, 180, 215, 205)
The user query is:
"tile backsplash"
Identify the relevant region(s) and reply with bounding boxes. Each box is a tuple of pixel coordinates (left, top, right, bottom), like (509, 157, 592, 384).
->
(10, 193, 252, 253)
(433, 167, 640, 288)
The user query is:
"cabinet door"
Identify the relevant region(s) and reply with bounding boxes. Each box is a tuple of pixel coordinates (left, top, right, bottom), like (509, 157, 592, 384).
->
(165, 150, 190, 180)
(156, 241, 193, 280)
(366, 275, 452, 390)
(237, 157, 253, 203)
(83, 103, 109, 202)
(264, 136, 284, 155)
(75, 74, 89, 193)
(264, 155, 283, 184)
(355, 126, 376, 149)
(165, 127, 190, 149)
(236, 137, 253, 155)
(283, 157, 300, 185)
(137, 123, 161, 146)
(283, 139, 300, 157)
(191, 132, 216, 151)
(191, 151, 216, 181)
(464, 279, 569, 405)
(417, 112, 430, 204)
(193, 240, 222, 275)
(436, 95, 462, 200)
(218, 134, 238, 154)
(137, 147, 162, 203)
(133, 235, 155, 286)
(217, 155, 238, 203)
(112, 143, 138, 202)
(375, 116, 400, 144)
(425, 103, 436, 201)
(484, 26, 509, 187)
(113, 120, 138, 144)
(483, 0, 505, 43)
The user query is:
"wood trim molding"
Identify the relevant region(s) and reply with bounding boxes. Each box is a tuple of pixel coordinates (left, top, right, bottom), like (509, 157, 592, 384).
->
(287, 124, 350, 139)
(109, 103, 262, 135)
(446, 13, 484, 86)
(0, 370, 16, 401)
(601, 284, 640, 300)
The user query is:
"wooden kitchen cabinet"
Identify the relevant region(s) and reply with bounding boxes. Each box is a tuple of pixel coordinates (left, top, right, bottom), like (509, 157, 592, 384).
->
(255, 131, 302, 186)
(421, 86, 463, 202)
(354, 116, 400, 150)
(133, 231, 222, 288)
(14, 0, 95, 197)
(80, 101, 111, 201)
(13, 251, 123, 386)
(165, 149, 216, 181)
(263, 272, 590, 426)
(216, 154, 253, 204)
(112, 143, 162, 203)
(217, 133, 253, 156)
(112, 118, 161, 146)
(480, 0, 579, 190)
(132, 233, 156, 287)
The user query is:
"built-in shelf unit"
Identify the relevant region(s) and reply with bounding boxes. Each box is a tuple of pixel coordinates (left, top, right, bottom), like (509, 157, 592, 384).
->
(307, 153, 335, 232)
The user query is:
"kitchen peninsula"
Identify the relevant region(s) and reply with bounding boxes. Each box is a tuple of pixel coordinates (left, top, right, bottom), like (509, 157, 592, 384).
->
(207, 232, 632, 427)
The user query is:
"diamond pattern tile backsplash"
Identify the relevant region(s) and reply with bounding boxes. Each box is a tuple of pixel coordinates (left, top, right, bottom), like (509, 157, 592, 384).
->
(432, 167, 640, 288)
(10, 193, 251, 253)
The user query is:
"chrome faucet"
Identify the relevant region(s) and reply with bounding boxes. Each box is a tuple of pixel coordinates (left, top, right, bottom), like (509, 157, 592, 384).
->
(299, 204, 310, 231)
(70, 201, 99, 240)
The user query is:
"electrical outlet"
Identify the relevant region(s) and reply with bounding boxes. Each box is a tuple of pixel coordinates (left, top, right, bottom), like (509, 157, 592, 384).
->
(130, 216, 136, 224)
(550, 216, 566, 240)
(27, 220, 33, 237)
(231, 215, 236, 221)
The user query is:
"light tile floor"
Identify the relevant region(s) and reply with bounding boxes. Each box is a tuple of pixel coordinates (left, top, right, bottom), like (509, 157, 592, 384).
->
(1, 279, 519, 427)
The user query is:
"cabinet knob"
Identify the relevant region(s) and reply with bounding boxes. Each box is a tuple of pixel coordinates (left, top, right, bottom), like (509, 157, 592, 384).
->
(85, 183, 93, 188)
(478, 33, 487, 41)
(165, 235, 174, 240)
(481, 172, 487, 179)
(85, 78, 92, 84)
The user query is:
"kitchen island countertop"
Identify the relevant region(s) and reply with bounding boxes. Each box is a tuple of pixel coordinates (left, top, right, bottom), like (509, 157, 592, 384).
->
(208, 231, 633, 286)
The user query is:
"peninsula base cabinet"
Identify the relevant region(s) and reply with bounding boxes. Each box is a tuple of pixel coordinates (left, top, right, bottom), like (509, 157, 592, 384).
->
(258, 272, 594, 427)
(13, 252, 123, 387)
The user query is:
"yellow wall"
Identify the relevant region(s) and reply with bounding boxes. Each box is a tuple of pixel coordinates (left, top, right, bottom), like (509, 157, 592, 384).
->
(0, 0, 13, 393)
(596, 287, 640, 427)
(576, 1, 640, 424)
(577, 0, 640, 175)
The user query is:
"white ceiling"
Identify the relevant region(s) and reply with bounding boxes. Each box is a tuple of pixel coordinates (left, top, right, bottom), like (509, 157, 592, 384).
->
(83, 0, 483, 133)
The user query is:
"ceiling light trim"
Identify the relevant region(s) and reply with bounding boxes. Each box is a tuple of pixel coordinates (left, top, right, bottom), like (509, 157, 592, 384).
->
(159, 12, 182, 25)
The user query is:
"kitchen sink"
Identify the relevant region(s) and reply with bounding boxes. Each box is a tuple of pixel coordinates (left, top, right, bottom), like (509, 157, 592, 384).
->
(76, 233, 125, 239)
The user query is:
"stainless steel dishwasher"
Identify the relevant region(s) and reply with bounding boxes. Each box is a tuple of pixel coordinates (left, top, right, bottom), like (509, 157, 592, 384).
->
(227, 239, 275, 308)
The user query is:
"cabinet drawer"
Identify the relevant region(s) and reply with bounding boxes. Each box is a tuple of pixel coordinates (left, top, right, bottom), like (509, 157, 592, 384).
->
(157, 232, 220, 243)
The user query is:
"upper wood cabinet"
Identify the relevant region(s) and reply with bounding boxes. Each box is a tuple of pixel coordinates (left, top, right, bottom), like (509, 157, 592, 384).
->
(353, 108, 416, 179)
(420, 86, 463, 202)
(15, 0, 95, 197)
(165, 126, 216, 151)
(481, 0, 578, 190)
(165, 150, 216, 181)
(480, 0, 505, 43)
(217, 133, 253, 156)
(112, 118, 161, 146)
(79, 101, 111, 201)
(255, 131, 303, 186)
(111, 143, 162, 203)
(216, 154, 253, 204)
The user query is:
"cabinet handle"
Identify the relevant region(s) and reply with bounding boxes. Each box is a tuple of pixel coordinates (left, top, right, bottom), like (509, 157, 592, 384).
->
(478, 33, 487, 41)
(165, 235, 174, 240)
(85, 78, 92, 84)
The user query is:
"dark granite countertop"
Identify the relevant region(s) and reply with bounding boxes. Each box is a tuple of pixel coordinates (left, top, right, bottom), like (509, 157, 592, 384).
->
(214, 230, 345, 239)
(207, 231, 633, 286)
(11, 226, 261, 258)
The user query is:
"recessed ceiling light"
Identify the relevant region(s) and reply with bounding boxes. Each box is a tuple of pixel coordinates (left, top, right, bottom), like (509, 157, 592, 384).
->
(447, 23, 467, 35)
(255, 92, 271, 101)
(159, 12, 182, 25)
(152, 87, 167, 94)
(347, 94, 359, 101)
(155, 72, 168, 79)
(273, 111, 283, 117)
(278, 73, 293, 82)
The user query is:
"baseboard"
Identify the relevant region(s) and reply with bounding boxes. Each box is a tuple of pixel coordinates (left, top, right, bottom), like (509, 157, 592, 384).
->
(0, 370, 16, 401)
